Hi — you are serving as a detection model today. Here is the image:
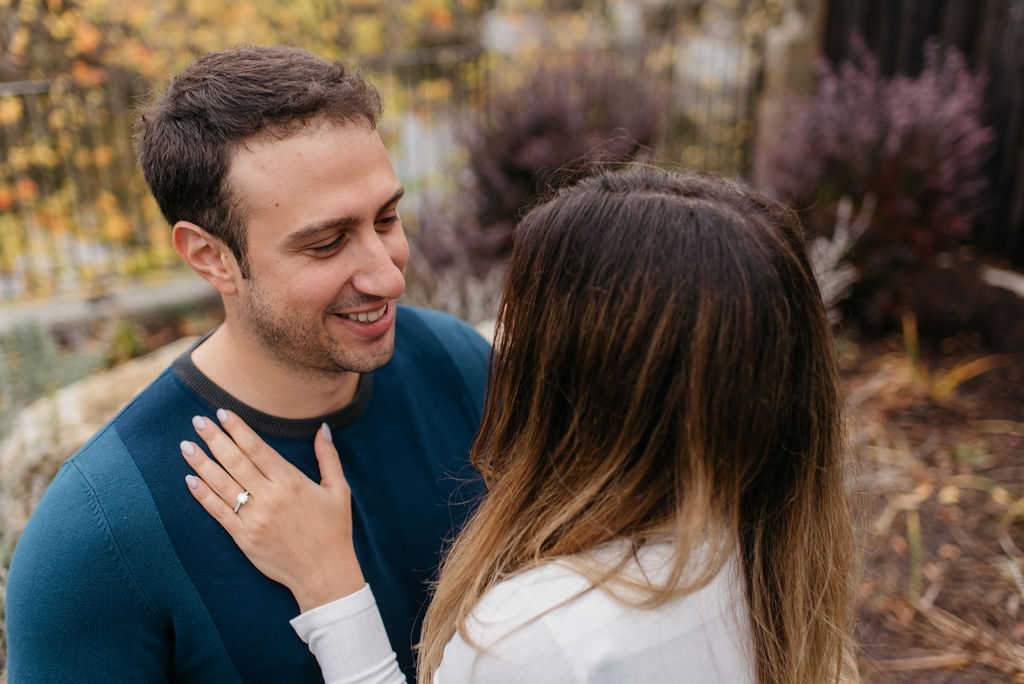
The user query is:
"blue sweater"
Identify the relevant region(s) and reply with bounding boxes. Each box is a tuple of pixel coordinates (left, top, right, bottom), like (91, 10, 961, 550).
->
(6, 306, 490, 682)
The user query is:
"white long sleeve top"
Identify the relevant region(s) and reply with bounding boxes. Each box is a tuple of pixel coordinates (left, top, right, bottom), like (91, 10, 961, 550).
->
(290, 540, 755, 683)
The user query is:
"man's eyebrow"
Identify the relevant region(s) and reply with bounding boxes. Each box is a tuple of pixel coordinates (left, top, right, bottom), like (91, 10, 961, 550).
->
(284, 186, 405, 245)
(381, 186, 406, 213)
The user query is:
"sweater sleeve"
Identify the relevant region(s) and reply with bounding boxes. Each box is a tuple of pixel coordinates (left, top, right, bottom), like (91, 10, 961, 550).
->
(290, 585, 407, 684)
(288, 583, 582, 684)
(5, 461, 171, 682)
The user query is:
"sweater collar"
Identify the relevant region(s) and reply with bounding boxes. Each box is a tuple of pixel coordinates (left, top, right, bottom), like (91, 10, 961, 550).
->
(170, 332, 373, 440)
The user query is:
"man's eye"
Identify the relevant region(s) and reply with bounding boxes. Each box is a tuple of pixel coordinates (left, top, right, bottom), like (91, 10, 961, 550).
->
(310, 235, 345, 254)
(377, 215, 400, 227)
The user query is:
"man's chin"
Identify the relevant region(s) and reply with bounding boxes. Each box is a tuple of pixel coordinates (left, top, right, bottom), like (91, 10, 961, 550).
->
(333, 338, 396, 374)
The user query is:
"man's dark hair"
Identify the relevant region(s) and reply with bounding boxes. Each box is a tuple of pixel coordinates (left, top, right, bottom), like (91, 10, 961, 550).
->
(135, 45, 383, 277)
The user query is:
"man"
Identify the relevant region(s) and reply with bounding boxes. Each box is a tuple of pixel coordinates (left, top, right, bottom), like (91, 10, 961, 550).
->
(5, 45, 490, 682)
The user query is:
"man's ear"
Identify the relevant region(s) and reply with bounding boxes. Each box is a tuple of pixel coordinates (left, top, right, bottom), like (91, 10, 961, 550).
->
(172, 221, 240, 296)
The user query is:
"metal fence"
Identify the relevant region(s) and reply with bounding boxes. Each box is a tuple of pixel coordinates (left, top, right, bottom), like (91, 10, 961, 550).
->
(0, 38, 763, 304)
(0, 73, 167, 302)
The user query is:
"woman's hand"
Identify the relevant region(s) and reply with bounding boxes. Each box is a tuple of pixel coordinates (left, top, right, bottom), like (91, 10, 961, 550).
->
(181, 409, 365, 613)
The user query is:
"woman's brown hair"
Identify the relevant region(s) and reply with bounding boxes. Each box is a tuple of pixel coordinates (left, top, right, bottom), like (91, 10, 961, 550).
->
(419, 166, 854, 683)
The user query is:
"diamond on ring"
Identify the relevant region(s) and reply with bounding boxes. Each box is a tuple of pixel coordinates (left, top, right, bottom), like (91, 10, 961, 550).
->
(234, 491, 250, 513)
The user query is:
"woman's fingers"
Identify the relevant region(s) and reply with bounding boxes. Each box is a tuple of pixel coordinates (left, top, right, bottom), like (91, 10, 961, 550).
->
(314, 423, 347, 490)
(181, 416, 364, 613)
(186, 409, 331, 509)
(180, 439, 248, 511)
(191, 413, 268, 490)
(214, 409, 297, 482)
(183, 464, 242, 531)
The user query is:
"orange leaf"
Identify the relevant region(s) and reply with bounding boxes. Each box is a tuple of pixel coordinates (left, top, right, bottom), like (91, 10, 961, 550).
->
(428, 8, 455, 31)
(71, 60, 107, 87)
(15, 178, 37, 200)
(72, 20, 103, 54)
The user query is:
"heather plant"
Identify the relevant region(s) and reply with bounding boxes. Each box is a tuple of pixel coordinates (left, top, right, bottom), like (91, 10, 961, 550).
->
(415, 53, 668, 271)
(755, 39, 995, 332)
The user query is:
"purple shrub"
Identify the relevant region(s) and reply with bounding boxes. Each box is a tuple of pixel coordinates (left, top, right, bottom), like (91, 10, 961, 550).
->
(756, 39, 995, 332)
(416, 53, 667, 272)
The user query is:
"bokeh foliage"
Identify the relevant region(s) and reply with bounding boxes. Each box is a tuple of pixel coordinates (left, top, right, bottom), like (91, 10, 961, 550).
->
(0, 0, 489, 300)
(755, 39, 997, 339)
(0, 0, 779, 303)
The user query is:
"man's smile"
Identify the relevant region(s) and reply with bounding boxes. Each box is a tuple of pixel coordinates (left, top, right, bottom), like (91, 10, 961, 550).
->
(339, 304, 387, 323)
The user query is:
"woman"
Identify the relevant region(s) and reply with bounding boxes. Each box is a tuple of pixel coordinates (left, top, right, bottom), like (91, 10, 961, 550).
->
(182, 166, 855, 683)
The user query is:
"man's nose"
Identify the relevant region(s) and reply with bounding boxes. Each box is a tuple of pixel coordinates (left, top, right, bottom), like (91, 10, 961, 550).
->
(349, 229, 406, 299)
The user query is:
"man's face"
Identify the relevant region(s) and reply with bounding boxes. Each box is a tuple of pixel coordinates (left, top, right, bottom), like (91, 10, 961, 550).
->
(226, 120, 408, 377)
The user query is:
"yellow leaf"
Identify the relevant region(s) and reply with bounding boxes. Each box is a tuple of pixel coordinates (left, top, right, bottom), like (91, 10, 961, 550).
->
(9, 25, 29, 56)
(416, 78, 453, 103)
(992, 487, 1012, 506)
(47, 108, 67, 129)
(0, 98, 23, 125)
(56, 131, 73, 153)
(31, 143, 58, 168)
(350, 15, 384, 55)
(93, 145, 114, 167)
(103, 212, 132, 241)
(97, 191, 133, 241)
(8, 147, 28, 171)
(937, 485, 960, 505)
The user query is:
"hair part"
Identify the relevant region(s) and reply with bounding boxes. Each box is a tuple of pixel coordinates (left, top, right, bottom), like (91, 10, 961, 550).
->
(135, 45, 383, 277)
(418, 166, 854, 684)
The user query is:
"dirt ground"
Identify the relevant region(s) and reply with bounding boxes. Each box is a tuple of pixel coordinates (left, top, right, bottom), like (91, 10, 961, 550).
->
(845, 336, 1024, 682)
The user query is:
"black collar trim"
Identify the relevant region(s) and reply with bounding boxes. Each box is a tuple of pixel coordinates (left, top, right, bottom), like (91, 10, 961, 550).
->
(170, 333, 372, 440)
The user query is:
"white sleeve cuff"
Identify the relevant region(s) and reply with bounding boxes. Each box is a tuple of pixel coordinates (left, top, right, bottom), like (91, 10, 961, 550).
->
(290, 585, 406, 684)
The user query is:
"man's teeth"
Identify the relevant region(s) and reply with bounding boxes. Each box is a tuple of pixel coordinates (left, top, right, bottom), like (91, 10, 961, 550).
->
(341, 305, 386, 323)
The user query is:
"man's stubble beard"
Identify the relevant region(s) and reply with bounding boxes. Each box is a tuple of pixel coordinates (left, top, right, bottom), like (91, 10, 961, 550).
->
(237, 276, 395, 379)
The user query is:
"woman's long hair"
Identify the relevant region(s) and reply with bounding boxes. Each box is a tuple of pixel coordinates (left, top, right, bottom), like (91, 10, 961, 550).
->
(418, 166, 854, 684)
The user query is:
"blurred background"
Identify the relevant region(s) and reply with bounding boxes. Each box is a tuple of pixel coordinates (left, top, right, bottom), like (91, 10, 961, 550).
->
(0, 0, 1022, 680)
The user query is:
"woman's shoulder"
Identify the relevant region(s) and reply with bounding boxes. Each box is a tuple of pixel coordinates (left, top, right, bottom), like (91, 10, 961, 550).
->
(471, 539, 742, 628)
(446, 540, 755, 683)
(468, 539, 668, 618)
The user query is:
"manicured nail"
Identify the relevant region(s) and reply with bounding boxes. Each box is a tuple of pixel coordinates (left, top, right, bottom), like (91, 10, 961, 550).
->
(185, 474, 199, 490)
(192, 415, 207, 430)
(216, 408, 227, 423)
(321, 422, 332, 443)
(180, 440, 196, 457)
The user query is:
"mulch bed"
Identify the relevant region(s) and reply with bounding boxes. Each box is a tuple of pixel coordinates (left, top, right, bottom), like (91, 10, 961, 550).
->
(845, 337, 1024, 682)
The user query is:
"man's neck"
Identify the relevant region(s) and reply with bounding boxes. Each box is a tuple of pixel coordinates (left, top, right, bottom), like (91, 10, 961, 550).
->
(190, 324, 361, 419)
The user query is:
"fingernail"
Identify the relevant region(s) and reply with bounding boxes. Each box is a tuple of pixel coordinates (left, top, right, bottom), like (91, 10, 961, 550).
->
(321, 422, 332, 443)
(216, 408, 227, 423)
(180, 440, 196, 457)
(185, 474, 199, 490)
(192, 415, 207, 430)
